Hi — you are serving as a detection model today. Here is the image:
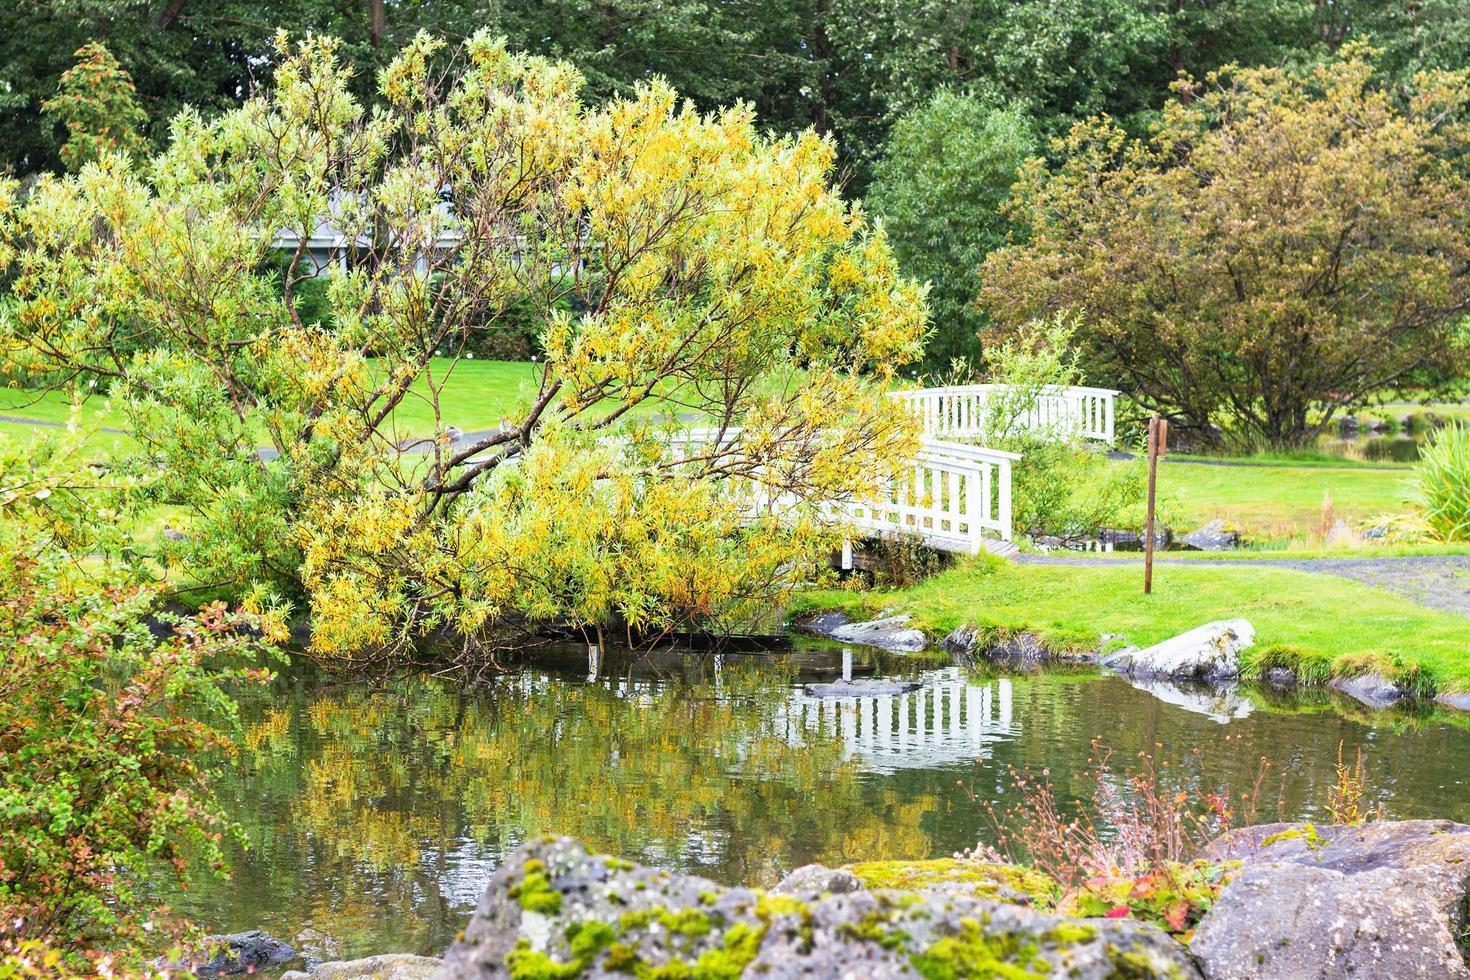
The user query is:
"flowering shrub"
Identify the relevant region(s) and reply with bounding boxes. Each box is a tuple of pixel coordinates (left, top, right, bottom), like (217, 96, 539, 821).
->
(0, 433, 282, 971)
(965, 740, 1270, 936)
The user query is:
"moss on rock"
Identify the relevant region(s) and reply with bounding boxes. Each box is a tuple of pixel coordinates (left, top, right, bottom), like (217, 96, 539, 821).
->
(844, 858, 1061, 907)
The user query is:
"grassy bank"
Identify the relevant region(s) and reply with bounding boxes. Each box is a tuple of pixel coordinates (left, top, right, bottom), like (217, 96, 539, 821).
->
(792, 555, 1470, 694)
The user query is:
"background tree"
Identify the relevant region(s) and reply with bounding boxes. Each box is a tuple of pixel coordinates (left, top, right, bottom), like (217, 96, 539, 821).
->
(40, 42, 150, 172)
(979, 50, 1470, 448)
(0, 33, 927, 662)
(867, 89, 1036, 370)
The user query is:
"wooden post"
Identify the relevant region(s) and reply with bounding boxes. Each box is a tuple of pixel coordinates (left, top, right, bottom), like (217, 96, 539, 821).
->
(1144, 414, 1167, 594)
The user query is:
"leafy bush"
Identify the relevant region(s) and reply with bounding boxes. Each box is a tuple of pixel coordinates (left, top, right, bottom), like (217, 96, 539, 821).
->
(0, 433, 281, 969)
(1420, 422, 1470, 541)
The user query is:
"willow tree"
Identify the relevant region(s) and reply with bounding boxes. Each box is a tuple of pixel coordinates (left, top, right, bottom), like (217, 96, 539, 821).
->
(980, 49, 1470, 448)
(0, 33, 927, 661)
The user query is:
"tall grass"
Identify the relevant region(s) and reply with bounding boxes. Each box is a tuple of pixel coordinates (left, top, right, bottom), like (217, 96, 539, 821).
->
(1419, 423, 1470, 541)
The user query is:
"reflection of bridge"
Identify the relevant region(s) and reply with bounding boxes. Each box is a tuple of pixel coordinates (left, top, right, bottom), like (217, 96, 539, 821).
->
(674, 385, 1117, 556)
(776, 666, 1017, 773)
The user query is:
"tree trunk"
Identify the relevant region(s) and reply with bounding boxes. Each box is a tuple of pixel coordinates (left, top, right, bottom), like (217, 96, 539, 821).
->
(369, 0, 386, 47)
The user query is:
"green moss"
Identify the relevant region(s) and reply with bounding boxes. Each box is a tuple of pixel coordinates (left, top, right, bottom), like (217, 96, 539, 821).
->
(908, 918, 1045, 980)
(839, 911, 911, 951)
(505, 941, 586, 980)
(604, 942, 641, 973)
(680, 922, 768, 980)
(509, 860, 564, 916)
(604, 856, 636, 872)
(657, 908, 714, 938)
(619, 909, 655, 931)
(1261, 823, 1327, 850)
(1105, 946, 1184, 979)
(1042, 923, 1097, 944)
(753, 894, 807, 919)
(568, 921, 616, 959)
(844, 859, 1059, 907)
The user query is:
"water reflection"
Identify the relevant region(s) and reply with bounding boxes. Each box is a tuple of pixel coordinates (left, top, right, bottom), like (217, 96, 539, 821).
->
(165, 644, 1470, 964)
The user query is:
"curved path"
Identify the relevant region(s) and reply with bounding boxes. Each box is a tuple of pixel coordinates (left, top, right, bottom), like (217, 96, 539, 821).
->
(1016, 552, 1470, 617)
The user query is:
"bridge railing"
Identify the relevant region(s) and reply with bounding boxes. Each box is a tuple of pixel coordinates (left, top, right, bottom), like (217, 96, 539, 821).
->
(666, 428, 1017, 551)
(890, 384, 1118, 445)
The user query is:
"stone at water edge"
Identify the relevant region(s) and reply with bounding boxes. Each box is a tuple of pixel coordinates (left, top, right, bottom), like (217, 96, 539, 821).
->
(1179, 519, 1240, 551)
(942, 627, 1052, 672)
(800, 611, 929, 652)
(434, 835, 1201, 979)
(156, 930, 297, 976)
(1099, 618, 1252, 683)
(282, 954, 442, 980)
(1437, 692, 1470, 712)
(1193, 819, 1470, 980)
(1328, 671, 1409, 708)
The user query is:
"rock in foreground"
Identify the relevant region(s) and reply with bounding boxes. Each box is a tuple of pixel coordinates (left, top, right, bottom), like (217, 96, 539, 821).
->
(283, 954, 441, 980)
(1100, 619, 1252, 683)
(434, 836, 1198, 978)
(1194, 819, 1470, 979)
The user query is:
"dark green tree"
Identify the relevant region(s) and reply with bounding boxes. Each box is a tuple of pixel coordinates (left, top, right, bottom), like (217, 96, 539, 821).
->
(867, 90, 1036, 369)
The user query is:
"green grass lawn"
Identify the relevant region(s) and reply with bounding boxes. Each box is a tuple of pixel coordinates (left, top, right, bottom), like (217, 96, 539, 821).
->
(792, 556, 1470, 694)
(1132, 457, 1419, 545)
(1, 358, 712, 447)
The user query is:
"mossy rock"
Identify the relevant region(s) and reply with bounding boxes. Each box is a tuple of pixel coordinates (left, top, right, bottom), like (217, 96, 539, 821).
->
(438, 836, 1199, 979)
(844, 858, 1061, 907)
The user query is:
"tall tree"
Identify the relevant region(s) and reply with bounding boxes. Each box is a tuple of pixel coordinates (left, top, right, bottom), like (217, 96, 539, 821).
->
(0, 33, 927, 661)
(979, 50, 1470, 448)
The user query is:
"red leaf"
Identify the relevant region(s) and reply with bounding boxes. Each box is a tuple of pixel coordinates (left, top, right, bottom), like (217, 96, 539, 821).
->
(1104, 906, 1131, 919)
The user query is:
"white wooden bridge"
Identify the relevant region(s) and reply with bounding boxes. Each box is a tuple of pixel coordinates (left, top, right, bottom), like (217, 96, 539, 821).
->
(677, 384, 1117, 556)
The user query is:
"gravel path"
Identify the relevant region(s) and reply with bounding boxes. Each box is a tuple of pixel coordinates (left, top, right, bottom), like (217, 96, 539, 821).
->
(1016, 552, 1470, 617)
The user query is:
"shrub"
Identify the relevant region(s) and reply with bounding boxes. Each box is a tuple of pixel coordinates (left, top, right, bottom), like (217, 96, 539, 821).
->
(1420, 422, 1470, 541)
(963, 741, 1270, 935)
(0, 433, 282, 969)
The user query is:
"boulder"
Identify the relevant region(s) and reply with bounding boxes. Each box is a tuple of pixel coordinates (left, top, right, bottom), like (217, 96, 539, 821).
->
(1194, 819, 1470, 979)
(800, 612, 928, 652)
(282, 954, 441, 980)
(1099, 619, 1252, 683)
(1328, 672, 1409, 709)
(1179, 519, 1240, 551)
(159, 930, 297, 977)
(435, 836, 1199, 979)
(803, 679, 922, 698)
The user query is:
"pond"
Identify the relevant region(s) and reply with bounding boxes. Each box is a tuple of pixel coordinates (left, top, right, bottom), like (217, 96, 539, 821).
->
(165, 641, 1470, 965)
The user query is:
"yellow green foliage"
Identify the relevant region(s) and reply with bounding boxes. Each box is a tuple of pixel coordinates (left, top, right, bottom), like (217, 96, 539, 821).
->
(0, 31, 927, 663)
